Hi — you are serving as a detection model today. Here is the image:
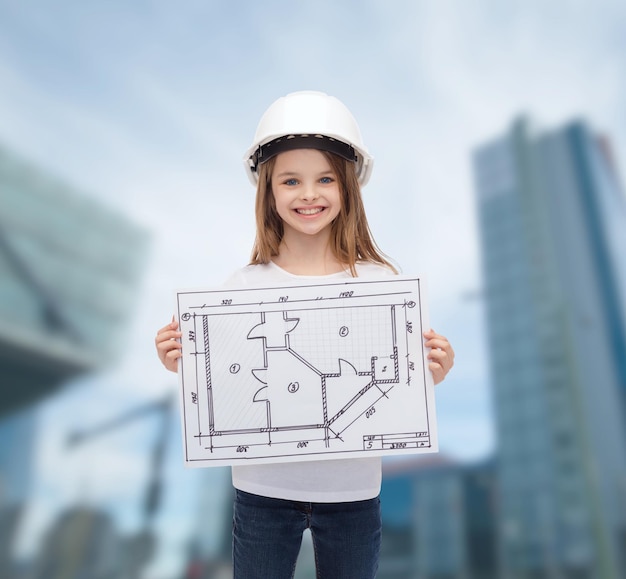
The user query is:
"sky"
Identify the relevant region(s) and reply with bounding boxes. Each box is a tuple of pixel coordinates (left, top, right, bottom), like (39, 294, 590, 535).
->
(1, 1, 625, 577)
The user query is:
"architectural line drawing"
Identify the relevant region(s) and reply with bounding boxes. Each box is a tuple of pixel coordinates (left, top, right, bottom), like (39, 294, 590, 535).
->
(176, 276, 438, 467)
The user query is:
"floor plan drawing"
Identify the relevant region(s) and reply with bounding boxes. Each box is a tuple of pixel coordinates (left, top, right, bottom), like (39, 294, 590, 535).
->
(176, 276, 438, 467)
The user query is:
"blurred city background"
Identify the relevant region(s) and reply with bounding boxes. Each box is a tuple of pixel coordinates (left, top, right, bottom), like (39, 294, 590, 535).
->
(1, 1, 625, 578)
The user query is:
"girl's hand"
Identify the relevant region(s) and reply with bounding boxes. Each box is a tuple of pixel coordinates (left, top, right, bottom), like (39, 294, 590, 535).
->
(423, 329, 454, 385)
(155, 317, 183, 373)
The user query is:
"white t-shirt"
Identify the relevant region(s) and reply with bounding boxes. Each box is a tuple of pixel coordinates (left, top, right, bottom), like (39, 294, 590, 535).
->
(224, 260, 397, 503)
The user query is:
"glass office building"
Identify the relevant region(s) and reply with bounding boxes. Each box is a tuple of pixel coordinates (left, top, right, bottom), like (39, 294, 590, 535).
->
(0, 143, 149, 416)
(473, 119, 626, 578)
(378, 457, 497, 579)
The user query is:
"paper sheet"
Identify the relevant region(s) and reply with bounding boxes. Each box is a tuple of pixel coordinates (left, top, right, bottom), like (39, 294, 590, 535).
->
(176, 275, 438, 467)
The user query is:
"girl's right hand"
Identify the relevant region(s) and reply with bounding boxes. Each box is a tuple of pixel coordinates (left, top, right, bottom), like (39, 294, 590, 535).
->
(155, 317, 182, 373)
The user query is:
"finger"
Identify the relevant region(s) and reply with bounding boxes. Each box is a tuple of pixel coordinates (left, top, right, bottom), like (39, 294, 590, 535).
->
(424, 331, 454, 358)
(426, 342, 455, 364)
(156, 340, 182, 358)
(423, 331, 450, 348)
(156, 319, 179, 336)
(165, 349, 183, 363)
(156, 343, 182, 367)
(429, 362, 445, 385)
(427, 347, 449, 361)
(155, 329, 182, 345)
(158, 345, 183, 371)
(424, 337, 451, 350)
(423, 330, 448, 344)
(156, 337, 183, 350)
(423, 328, 446, 339)
(163, 350, 182, 373)
(427, 348, 453, 370)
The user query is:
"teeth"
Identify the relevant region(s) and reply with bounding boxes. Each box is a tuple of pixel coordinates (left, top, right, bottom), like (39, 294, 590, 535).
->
(296, 208, 323, 215)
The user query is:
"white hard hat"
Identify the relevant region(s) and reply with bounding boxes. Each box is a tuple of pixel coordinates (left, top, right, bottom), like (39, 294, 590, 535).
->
(243, 90, 374, 186)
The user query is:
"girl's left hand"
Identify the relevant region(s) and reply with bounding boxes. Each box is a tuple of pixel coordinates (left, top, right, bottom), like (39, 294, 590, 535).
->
(423, 329, 455, 385)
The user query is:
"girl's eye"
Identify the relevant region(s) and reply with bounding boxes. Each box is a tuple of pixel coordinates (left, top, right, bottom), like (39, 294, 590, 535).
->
(284, 178, 298, 186)
(319, 176, 333, 184)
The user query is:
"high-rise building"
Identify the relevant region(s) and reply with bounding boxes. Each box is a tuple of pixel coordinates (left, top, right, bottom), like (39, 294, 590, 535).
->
(0, 143, 149, 417)
(378, 456, 497, 579)
(473, 118, 626, 578)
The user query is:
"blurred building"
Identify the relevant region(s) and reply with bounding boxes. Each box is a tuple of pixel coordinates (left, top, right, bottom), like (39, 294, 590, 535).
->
(378, 456, 497, 579)
(0, 407, 37, 575)
(473, 118, 626, 578)
(182, 467, 235, 578)
(0, 143, 149, 417)
(0, 143, 149, 576)
(0, 409, 37, 504)
(30, 505, 160, 579)
(30, 505, 121, 579)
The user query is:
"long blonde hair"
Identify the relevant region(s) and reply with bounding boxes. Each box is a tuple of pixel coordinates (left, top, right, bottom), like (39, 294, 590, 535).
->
(249, 150, 397, 277)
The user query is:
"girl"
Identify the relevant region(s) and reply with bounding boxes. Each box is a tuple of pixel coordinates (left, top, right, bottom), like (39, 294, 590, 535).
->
(155, 91, 454, 578)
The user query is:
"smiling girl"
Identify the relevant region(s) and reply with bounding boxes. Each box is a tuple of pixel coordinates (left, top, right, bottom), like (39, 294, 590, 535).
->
(155, 91, 454, 578)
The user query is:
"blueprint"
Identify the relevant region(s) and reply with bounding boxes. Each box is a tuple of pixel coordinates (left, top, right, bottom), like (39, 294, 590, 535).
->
(176, 275, 438, 467)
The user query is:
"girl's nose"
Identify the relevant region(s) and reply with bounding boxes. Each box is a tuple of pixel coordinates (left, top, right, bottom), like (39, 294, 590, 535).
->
(300, 183, 319, 201)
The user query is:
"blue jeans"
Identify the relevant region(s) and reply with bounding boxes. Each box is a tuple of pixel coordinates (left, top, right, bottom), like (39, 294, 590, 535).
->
(233, 489, 381, 579)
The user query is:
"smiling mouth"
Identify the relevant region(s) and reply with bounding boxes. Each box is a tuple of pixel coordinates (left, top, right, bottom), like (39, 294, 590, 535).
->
(295, 207, 325, 215)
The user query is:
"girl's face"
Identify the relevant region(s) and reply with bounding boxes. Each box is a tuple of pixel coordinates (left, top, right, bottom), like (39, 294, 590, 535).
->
(271, 148, 341, 242)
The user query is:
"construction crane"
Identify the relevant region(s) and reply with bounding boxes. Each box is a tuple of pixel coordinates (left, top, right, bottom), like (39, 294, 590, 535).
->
(66, 392, 174, 578)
